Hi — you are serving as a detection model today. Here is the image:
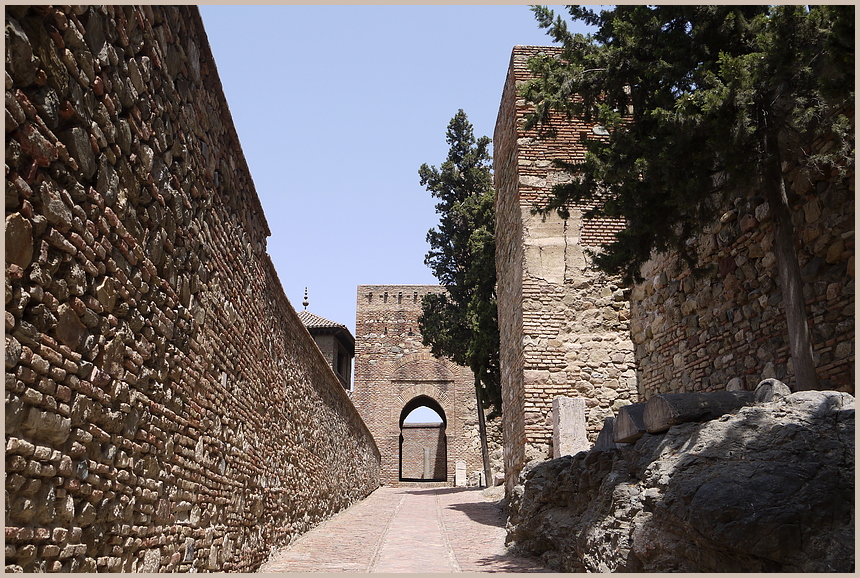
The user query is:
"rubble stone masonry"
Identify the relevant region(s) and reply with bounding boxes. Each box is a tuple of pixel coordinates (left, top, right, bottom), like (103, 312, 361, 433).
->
(494, 47, 637, 495)
(495, 45, 854, 495)
(5, 6, 379, 572)
(630, 127, 855, 398)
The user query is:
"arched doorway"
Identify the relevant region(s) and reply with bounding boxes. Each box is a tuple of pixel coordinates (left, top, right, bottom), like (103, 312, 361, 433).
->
(398, 396, 447, 482)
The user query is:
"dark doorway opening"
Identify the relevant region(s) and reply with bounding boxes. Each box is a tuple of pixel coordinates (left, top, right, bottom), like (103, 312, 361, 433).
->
(398, 396, 447, 482)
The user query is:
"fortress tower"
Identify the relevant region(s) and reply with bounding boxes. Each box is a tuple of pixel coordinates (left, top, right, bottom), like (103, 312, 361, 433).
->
(494, 46, 638, 494)
(351, 285, 484, 485)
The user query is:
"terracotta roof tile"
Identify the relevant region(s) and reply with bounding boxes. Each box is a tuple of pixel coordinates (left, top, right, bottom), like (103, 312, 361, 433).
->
(297, 310, 348, 330)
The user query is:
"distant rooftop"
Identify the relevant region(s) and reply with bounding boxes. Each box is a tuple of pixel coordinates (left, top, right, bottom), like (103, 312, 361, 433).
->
(297, 310, 349, 331)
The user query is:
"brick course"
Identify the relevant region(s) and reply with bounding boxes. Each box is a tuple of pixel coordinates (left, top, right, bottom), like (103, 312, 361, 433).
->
(5, 6, 378, 572)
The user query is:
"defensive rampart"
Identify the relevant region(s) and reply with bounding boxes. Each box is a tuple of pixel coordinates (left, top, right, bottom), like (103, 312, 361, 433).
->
(5, 5, 379, 572)
(494, 45, 854, 494)
(629, 135, 854, 397)
(494, 46, 638, 494)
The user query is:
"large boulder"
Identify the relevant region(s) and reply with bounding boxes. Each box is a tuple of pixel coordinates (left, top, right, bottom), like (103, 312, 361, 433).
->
(507, 390, 854, 572)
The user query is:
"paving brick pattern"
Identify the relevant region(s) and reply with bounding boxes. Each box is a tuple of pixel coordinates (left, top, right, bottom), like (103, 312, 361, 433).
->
(258, 487, 548, 573)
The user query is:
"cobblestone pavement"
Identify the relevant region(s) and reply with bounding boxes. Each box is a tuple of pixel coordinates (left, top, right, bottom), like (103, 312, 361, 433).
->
(258, 486, 549, 573)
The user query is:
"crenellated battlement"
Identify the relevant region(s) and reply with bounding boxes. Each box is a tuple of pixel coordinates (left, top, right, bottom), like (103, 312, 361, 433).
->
(357, 284, 444, 309)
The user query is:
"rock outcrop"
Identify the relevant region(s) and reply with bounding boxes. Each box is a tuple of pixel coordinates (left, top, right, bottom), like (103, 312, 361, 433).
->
(507, 390, 854, 572)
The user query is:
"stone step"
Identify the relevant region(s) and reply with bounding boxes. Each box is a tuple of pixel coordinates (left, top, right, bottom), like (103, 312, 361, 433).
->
(389, 481, 453, 488)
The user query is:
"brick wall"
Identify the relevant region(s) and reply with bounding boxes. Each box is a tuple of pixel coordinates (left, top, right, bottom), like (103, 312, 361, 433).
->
(400, 424, 446, 480)
(351, 285, 487, 485)
(309, 334, 351, 389)
(5, 6, 379, 572)
(494, 46, 637, 495)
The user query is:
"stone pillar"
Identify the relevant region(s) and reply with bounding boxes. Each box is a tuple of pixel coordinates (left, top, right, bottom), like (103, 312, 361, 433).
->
(552, 396, 589, 458)
(455, 460, 467, 487)
(422, 447, 432, 479)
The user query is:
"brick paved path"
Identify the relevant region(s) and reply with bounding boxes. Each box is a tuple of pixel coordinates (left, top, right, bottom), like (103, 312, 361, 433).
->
(258, 486, 548, 573)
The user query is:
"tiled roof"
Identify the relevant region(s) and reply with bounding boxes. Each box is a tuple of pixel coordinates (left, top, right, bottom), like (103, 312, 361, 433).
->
(297, 310, 348, 330)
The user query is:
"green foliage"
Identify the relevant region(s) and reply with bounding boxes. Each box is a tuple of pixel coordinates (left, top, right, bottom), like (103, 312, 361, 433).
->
(523, 5, 854, 284)
(418, 110, 501, 415)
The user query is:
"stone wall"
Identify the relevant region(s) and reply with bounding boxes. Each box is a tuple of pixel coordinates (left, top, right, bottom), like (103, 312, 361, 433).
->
(630, 137, 855, 398)
(494, 46, 638, 495)
(351, 285, 486, 485)
(5, 5, 379, 573)
(494, 45, 854, 496)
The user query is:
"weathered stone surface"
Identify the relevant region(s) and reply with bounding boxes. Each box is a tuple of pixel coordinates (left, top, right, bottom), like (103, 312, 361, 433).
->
(629, 154, 853, 396)
(6, 335, 23, 369)
(613, 402, 647, 443)
(552, 396, 589, 458)
(18, 123, 59, 167)
(753, 378, 791, 402)
(20, 406, 71, 446)
(725, 377, 744, 391)
(495, 46, 638, 495)
(593, 417, 619, 451)
(643, 390, 756, 433)
(507, 391, 854, 572)
(6, 18, 38, 86)
(58, 127, 96, 180)
(5, 212, 34, 268)
(39, 182, 73, 232)
(54, 302, 86, 349)
(6, 6, 380, 573)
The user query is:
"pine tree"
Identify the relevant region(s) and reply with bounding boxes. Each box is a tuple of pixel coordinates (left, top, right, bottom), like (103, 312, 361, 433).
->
(523, 5, 854, 391)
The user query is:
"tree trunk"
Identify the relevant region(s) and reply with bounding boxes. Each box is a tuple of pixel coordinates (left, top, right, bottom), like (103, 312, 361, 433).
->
(475, 383, 492, 487)
(613, 403, 647, 443)
(763, 131, 821, 391)
(643, 391, 755, 433)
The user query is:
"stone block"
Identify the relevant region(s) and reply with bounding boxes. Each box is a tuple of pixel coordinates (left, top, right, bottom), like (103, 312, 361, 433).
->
(455, 460, 467, 487)
(6, 213, 34, 268)
(593, 417, 619, 451)
(552, 396, 589, 458)
(20, 407, 71, 446)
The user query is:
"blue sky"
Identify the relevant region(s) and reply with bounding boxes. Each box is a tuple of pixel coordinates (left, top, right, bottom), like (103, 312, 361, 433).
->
(199, 6, 588, 423)
(197, 5, 588, 334)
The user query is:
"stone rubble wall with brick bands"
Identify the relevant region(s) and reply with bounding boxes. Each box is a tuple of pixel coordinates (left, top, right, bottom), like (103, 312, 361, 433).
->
(494, 46, 638, 494)
(630, 132, 855, 398)
(5, 5, 379, 573)
(495, 47, 854, 498)
(493, 55, 527, 497)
